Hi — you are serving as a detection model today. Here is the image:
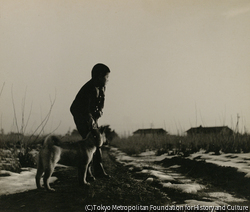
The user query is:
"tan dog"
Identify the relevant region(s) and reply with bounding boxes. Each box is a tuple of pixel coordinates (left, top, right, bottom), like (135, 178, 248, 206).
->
(35, 128, 106, 191)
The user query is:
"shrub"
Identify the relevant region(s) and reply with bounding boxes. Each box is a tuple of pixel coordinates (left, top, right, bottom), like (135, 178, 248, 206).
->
(111, 133, 250, 156)
(111, 135, 179, 156)
(0, 149, 21, 173)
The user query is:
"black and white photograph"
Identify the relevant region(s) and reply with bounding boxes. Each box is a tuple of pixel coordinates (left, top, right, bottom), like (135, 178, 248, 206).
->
(0, 0, 250, 211)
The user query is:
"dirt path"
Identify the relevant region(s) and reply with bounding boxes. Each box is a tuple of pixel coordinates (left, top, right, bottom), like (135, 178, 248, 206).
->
(0, 147, 169, 212)
(110, 148, 250, 207)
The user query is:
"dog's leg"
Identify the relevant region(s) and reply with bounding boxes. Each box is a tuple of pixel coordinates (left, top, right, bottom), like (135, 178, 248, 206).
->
(87, 161, 96, 182)
(78, 164, 90, 186)
(83, 151, 96, 185)
(43, 164, 55, 192)
(78, 151, 93, 186)
(93, 148, 110, 178)
(35, 156, 44, 189)
(83, 163, 91, 186)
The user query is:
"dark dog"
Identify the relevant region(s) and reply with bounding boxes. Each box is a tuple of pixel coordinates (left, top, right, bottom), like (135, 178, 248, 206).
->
(35, 128, 106, 191)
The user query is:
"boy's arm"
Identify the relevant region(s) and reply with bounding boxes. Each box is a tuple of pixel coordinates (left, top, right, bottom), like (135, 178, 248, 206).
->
(70, 86, 97, 128)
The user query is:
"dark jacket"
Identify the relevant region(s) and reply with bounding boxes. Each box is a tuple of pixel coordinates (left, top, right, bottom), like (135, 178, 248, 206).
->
(70, 79, 105, 121)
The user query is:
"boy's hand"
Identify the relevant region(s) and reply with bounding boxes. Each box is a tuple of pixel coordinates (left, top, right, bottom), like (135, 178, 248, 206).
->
(97, 111, 103, 118)
(87, 114, 96, 129)
(94, 110, 103, 119)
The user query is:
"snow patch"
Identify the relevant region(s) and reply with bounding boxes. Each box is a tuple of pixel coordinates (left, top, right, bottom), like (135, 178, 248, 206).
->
(189, 151, 250, 178)
(181, 199, 223, 206)
(208, 192, 247, 203)
(162, 182, 204, 194)
(0, 168, 57, 196)
(140, 169, 175, 182)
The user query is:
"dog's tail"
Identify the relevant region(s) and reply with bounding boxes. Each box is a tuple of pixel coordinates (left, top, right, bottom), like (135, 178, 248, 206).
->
(43, 135, 62, 148)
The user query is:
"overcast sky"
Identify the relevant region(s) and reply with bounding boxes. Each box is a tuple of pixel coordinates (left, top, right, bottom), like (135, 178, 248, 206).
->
(1, 0, 250, 136)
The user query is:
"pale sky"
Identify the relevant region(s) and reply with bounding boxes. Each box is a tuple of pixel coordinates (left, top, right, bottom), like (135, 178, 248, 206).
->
(1, 0, 250, 136)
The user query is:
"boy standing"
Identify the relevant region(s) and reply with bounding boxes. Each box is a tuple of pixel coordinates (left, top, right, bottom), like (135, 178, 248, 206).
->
(70, 63, 110, 178)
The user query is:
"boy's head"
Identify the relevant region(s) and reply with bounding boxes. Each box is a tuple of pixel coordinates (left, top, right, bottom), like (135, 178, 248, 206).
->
(91, 63, 110, 87)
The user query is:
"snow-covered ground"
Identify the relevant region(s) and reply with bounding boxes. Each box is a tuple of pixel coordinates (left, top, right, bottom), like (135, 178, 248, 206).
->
(1, 147, 250, 207)
(0, 168, 57, 196)
(110, 147, 250, 206)
(189, 150, 250, 178)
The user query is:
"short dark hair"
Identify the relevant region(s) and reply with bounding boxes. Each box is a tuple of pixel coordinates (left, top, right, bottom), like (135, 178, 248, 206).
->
(91, 63, 110, 79)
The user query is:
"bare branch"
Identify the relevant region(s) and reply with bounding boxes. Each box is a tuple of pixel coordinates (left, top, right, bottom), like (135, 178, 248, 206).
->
(28, 92, 56, 142)
(0, 82, 5, 99)
(0, 114, 2, 132)
(0, 82, 5, 134)
(21, 87, 27, 135)
(23, 100, 33, 134)
(36, 95, 56, 138)
(49, 121, 61, 135)
(11, 85, 20, 137)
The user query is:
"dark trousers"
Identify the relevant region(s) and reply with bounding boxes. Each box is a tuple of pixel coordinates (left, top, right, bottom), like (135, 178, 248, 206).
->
(73, 115, 106, 176)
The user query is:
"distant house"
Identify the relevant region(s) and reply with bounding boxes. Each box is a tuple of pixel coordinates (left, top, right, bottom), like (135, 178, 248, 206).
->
(186, 125, 233, 136)
(133, 128, 168, 136)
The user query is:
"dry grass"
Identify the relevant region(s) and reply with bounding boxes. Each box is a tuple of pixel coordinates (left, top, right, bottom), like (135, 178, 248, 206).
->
(111, 133, 250, 156)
